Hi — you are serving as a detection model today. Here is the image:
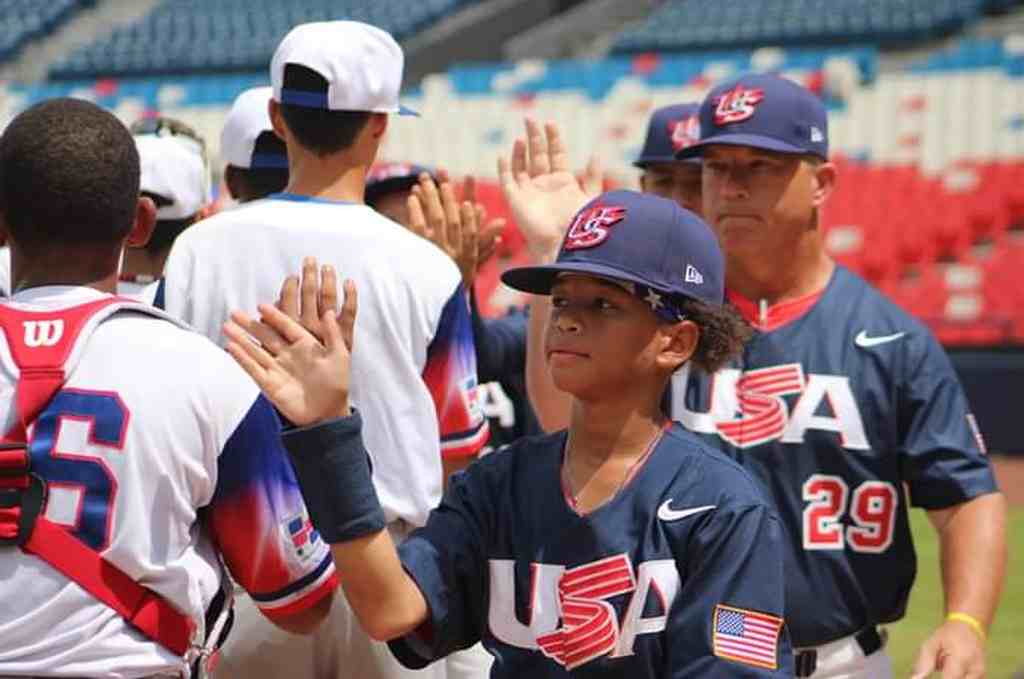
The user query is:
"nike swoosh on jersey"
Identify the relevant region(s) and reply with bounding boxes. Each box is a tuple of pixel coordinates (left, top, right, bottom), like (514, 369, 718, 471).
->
(657, 501, 716, 522)
(854, 330, 906, 348)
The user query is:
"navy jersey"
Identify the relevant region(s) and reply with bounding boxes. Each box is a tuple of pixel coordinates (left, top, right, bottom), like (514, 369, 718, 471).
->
(389, 424, 794, 677)
(471, 296, 542, 450)
(670, 266, 998, 647)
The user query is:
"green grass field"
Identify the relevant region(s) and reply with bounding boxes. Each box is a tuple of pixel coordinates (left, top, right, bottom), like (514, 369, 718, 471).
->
(886, 508, 1024, 678)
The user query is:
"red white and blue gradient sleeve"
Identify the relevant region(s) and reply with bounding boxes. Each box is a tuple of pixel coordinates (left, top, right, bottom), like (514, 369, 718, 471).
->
(422, 284, 490, 459)
(206, 395, 337, 621)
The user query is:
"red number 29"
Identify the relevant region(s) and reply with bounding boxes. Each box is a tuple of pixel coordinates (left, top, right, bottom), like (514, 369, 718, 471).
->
(802, 475, 897, 553)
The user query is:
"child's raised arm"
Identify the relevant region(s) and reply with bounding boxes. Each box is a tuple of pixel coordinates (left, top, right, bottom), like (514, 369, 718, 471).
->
(221, 258, 428, 641)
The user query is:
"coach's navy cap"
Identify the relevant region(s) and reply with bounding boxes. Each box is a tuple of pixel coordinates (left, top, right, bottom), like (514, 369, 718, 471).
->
(634, 103, 702, 167)
(678, 73, 828, 160)
(502, 190, 724, 319)
(365, 162, 431, 206)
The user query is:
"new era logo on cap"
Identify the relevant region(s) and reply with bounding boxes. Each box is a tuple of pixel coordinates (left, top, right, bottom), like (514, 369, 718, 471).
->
(563, 204, 628, 251)
(685, 265, 704, 285)
(713, 86, 765, 125)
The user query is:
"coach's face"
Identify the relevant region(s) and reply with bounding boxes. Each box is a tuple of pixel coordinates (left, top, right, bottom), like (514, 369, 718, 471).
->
(545, 275, 671, 401)
(639, 162, 703, 216)
(701, 145, 834, 262)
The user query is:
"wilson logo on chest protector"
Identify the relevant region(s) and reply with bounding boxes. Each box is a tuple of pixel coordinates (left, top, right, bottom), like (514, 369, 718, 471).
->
(22, 319, 64, 348)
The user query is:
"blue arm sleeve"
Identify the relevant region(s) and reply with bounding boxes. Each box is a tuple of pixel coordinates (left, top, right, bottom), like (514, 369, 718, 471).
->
(898, 331, 999, 509)
(471, 292, 529, 385)
(666, 504, 794, 677)
(387, 467, 490, 669)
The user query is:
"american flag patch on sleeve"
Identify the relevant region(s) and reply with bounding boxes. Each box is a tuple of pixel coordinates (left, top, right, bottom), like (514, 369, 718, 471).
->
(712, 604, 784, 670)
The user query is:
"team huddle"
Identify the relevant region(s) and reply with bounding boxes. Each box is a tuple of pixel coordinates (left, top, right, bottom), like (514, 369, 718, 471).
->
(0, 17, 1008, 679)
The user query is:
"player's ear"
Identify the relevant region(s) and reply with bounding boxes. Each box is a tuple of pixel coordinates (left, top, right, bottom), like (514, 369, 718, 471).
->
(269, 99, 288, 144)
(655, 319, 699, 373)
(809, 159, 837, 209)
(125, 196, 157, 249)
(367, 112, 388, 141)
(639, 172, 649, 193)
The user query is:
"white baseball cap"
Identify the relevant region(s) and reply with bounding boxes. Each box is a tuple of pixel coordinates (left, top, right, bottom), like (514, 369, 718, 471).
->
(135, 134, 210, 220)
(221, 86, 288, 170)
(270, 21, 418, 115)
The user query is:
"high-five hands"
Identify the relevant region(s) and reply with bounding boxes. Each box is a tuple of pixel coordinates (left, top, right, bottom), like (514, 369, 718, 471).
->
(405, 170, 505, 288)
(497, 117, 603, 261)
(223, 257, 357, 427)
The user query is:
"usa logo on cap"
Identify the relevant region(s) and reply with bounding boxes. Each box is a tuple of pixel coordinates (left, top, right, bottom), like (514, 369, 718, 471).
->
(563, 204, 627, 251)
(713, 86, 765, 125)
(669, 114, 701, 151)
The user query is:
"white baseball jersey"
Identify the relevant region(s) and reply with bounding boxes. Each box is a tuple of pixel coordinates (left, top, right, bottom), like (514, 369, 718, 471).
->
(0, 286, 336, 677)
(162, 194, 489, 529)
(116, 277, 161, 305)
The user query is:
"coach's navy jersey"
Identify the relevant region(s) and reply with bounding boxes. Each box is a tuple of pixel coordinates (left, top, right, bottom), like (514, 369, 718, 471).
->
(670, 265, 998, 647)
(389, 424, 794, 677)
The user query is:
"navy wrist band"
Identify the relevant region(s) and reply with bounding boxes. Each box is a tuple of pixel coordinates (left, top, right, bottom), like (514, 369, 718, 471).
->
(282, 410, 387, 543)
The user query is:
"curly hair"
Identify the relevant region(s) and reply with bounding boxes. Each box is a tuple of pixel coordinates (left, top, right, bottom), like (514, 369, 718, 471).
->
(677, 298, 752, 374)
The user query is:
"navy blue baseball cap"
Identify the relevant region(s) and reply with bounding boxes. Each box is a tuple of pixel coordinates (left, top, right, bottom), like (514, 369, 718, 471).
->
(502, 190, 724, 320)
(677, 73, 828, 160)
(365, 162, 432, 206)
(634, 103, 702, 167)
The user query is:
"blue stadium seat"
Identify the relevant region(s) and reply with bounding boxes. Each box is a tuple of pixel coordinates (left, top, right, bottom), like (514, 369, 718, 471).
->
(0, 0, 86, 65)
(48, 0, 483, 79)
(611, 0, 992, 52)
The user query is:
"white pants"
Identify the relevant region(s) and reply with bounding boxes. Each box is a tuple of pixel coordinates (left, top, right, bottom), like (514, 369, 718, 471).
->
(215, 519, 493, 679)
(214, 591, 445, 679)
(799, 631, 893, 679)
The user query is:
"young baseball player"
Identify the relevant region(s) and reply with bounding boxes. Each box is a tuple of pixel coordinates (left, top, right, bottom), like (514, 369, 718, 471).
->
(120, 116, 212, 306)
(225, 189, 796, 678)
(634, 103, 704, 213)
(161, 21, 488, 679)
(514, 75, 1008, 679)
(220, 86, 289, 203)
(0, 98, 336, 677)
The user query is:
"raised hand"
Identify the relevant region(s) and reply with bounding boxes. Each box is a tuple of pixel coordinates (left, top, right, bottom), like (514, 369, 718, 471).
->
(406, 170, 504, 288)
(497, 117, 603, 261)
(223, 259, 357, 426)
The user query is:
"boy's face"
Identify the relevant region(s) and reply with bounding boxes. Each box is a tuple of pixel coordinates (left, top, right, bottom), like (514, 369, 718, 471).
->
(545, 274, 667, 400)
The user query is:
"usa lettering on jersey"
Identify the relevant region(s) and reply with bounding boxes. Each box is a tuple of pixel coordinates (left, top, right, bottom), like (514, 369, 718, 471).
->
(676, 364, 900, 554)
(678, 363, 869, 450)
(488, 555, 680, 669)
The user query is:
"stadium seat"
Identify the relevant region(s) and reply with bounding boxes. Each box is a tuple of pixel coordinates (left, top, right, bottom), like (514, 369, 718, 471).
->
(48, 0, 484, 79)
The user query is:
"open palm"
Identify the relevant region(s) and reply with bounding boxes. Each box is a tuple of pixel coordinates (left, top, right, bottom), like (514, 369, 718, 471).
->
(498, 117, 603, 259)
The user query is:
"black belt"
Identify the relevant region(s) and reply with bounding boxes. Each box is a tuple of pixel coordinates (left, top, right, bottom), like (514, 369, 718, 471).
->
(794, 626, 884, 678)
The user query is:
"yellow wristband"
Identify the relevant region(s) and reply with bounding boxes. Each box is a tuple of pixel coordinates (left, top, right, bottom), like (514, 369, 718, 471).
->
(947, 612, 987, 642)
